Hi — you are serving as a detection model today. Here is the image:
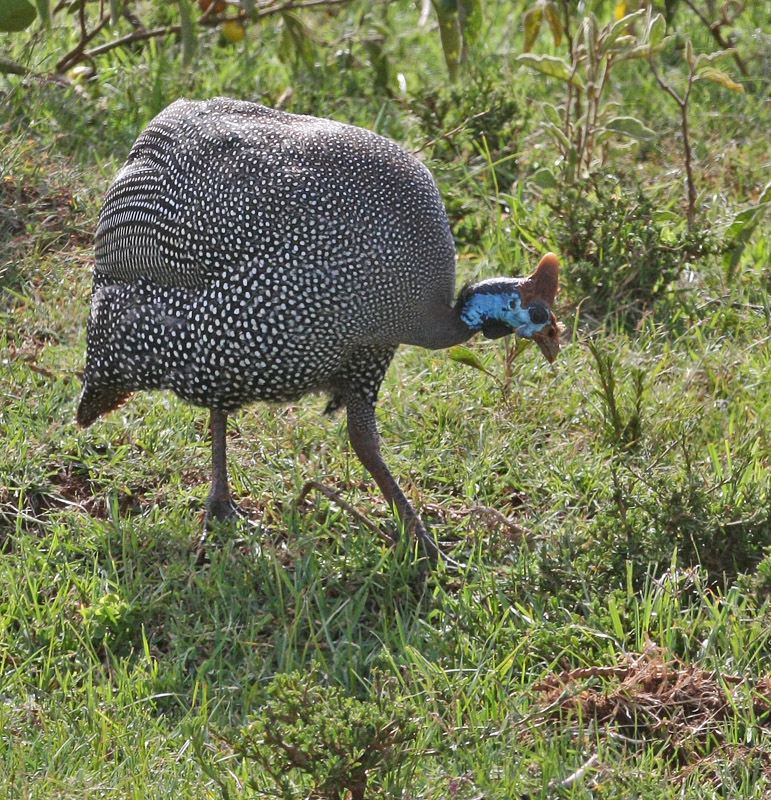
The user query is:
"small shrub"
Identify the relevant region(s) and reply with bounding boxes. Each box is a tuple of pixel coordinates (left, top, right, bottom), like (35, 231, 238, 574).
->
(233, 670, 418, 800)
(596, 459, 769, 592)
(546, 172, 720, 328)
(410, 75, 524, 164)
(411, 76, 527, 245)
(81, 588, 140, 652)
(737, 551, 771, 607)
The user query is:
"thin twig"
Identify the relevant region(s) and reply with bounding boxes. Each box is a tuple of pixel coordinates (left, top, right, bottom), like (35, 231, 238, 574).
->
(253, 0, 354, 16)
(462, 505, 525, 539)
(82, 22, 184, 61)
(682, 0, 748, 76)
(557, 753, 600, 789)
(293, 480, 396, 545)
(649, 57, 697, 227)
(561, 0, 583, 179)
(56, 12, 111, 73)
(62, 0, 355, 70)
(411, 110, 490, 154)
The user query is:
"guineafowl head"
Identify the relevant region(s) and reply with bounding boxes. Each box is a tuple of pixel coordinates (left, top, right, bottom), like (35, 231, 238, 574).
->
(457, 253, 561, 362)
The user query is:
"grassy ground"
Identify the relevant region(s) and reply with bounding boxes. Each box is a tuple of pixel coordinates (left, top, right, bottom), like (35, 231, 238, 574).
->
(2, 1, 771, 797)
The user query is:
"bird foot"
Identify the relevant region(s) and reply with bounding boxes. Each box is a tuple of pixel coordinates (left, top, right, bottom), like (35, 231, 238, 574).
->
(195, 497, 254, 564)
(405, 516, 464, 572)
(204, 496, 249, 527)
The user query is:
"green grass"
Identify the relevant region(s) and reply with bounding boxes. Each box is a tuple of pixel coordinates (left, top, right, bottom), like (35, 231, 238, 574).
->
(2, 1, 771, 797)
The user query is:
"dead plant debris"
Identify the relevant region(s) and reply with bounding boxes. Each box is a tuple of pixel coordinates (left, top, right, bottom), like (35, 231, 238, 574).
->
(532, 647, 771, 762)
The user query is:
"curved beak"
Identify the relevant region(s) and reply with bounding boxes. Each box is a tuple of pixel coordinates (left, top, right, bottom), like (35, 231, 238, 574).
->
(521, 253, 561, 364)
(532, 312, 561, 363)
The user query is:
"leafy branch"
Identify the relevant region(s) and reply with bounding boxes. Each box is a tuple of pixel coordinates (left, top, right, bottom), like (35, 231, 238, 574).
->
(518, 7, 665, 185)
(649, 43, 743, 227)
(1, 0, 357, 75)
(682, 0, 748, 76)
(448, 336, 537, 405)
(519, 2, 746, 230)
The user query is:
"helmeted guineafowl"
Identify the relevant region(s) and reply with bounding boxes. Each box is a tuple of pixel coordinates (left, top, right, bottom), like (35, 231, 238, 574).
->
(77, 97, 560, 563)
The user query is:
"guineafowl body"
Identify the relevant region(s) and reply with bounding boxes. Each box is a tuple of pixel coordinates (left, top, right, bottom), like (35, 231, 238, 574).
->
(78, 97, 560, 561)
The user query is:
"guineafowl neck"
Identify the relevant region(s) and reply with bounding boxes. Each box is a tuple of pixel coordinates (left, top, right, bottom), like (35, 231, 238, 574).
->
(413, 312, 475, 350)
(402, 285, 496, 351)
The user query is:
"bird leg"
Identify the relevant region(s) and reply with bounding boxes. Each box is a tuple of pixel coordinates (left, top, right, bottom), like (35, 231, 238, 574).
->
(203, 408, 243, 526)
(346, 395, 442, 565)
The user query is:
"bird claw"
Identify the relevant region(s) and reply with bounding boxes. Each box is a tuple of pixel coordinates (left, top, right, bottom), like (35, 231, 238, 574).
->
(195, 497, 254, 564)
(204, 496, 249, 527)
(407, 517, 464, 572)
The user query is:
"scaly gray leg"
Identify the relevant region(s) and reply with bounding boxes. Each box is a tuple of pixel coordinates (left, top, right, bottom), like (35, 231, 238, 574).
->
(204, 408, 242, 526)
(346, 392, 442, 565)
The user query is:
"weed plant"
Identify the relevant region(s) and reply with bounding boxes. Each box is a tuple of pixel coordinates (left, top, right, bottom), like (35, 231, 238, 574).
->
(2, 1, 771, 797)
(546, 171, 722, 328)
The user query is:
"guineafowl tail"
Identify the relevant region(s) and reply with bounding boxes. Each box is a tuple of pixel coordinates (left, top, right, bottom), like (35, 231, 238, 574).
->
(76, 383, 132, 428)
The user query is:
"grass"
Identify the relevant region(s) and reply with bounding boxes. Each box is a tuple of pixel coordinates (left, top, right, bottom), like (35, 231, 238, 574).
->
(2, 0, 771, 797)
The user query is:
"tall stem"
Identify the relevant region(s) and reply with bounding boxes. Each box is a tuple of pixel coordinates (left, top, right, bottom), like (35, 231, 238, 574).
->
(680, 78, 697, 228)
(649, 58, 697, 227)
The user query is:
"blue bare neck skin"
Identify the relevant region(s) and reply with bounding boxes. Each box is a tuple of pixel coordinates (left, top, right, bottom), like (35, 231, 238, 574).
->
(460, 288, 549, 339)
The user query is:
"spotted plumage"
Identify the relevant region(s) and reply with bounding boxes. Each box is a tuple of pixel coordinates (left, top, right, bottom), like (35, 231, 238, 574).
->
(78, 97, 560, 562)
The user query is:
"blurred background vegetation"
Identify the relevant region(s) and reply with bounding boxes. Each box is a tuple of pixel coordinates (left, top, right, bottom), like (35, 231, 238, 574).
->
(2, 1, 771, 797)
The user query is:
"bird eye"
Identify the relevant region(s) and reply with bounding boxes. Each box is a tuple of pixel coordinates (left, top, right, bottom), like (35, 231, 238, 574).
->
(528, 303, 549, 324)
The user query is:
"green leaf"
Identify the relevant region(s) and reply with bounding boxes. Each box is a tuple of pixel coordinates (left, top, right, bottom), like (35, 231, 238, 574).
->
(243, 0, 255, 15)
(602, 116, 655, 141)
(0, 53, 27, 73)
(696, 67, 743, 93)
(604, 33, 636, 55)
(0, 0, 36, 32)
(432, 0, 462, 80)
(542, 102, 562, 127)
(543, 0, 562, 47)
(616, 43, 658, 61)
(448, 346, 489, 374)
(684, 38, 695, 69)
(647, 12, 666, 49)
(530, 167, 559, 189)
(177, 0, 196, 66)
(601, 7, 646, 55)
(34, 0, 49, 28)
(582, 13, 598, 64)
(724, 204, 768, 240)
(542, 120, 572, 152)
(279, 12, 315, 67)
(693, 49, 735, 71)
(522, 5, 542, 53)
(722, 202, 769, 276)
(517, 53, 583, 87)
(652, 210, 679, 222)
